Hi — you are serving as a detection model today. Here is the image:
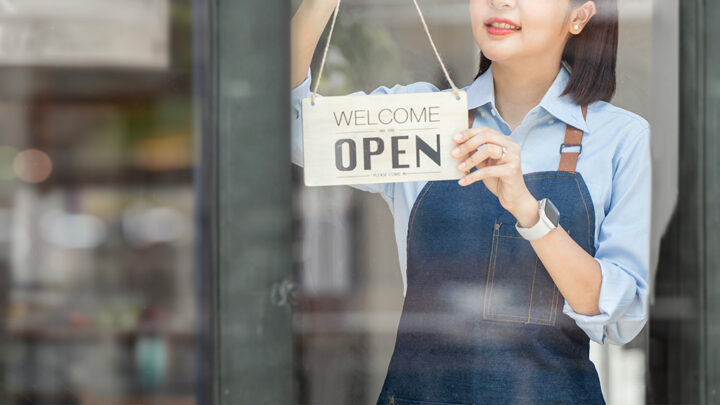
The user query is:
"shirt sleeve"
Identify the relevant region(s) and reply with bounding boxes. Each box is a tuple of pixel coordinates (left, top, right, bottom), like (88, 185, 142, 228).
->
(561, 118, 652, 345)
(290, 66, 439, 205)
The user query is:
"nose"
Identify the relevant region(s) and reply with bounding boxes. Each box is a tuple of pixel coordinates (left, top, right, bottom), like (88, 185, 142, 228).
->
(489, 0, 515, 9)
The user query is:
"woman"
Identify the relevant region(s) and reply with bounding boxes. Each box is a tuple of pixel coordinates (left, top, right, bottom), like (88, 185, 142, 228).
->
(290, 0, 651, 403)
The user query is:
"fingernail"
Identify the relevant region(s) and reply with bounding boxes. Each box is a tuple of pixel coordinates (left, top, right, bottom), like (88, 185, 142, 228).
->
(454, 133, 462, 141)
(458, 178, 466, 185)
(452, 148, 460, 156)
(457, 162, 465, 170)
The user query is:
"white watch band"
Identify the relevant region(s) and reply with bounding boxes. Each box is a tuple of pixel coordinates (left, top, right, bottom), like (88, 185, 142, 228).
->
(515, 199, 557, 241)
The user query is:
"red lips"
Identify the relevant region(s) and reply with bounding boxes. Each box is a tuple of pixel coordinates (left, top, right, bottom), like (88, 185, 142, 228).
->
(484, 17, 521, 28)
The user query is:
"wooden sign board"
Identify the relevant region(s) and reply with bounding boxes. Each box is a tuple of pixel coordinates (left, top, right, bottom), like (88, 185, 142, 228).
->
(301, 90, 469, 187)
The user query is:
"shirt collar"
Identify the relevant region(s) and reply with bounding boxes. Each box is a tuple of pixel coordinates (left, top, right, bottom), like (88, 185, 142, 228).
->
(465, 63, 590, 134)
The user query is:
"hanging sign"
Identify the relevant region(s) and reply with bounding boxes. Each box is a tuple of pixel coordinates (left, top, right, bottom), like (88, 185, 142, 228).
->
(300, 0, 468, 187)
(301, 91, 468, 186)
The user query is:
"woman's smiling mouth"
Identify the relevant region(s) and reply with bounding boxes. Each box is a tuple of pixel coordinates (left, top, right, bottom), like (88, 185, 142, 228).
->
(485, 17, 522, 35)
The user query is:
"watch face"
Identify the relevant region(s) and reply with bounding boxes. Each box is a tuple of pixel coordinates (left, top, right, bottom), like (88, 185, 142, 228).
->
(543, 199, 560, 227)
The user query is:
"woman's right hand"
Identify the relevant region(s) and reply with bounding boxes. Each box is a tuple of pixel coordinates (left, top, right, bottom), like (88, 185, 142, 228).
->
(291, 0, 340, 88)
(303, 0, 339, 11)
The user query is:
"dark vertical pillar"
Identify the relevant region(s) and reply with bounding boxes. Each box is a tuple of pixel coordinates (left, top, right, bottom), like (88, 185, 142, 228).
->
(703, 1, 720, 402)
(648, 0, 720, 403)
(647, 0, 701, 403)
(195, 0, 294, 403)
(0, 243, 7, 404)
(193, 0, 215, 403)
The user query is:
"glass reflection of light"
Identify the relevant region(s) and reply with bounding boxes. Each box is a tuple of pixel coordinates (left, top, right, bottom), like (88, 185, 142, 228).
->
(13, 148, 53, 183)
(39, 209, 107, 249)
(121, 206, 189, 247)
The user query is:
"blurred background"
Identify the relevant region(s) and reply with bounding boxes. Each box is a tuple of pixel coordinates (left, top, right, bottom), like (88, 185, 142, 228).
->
(2, 0, 719, 404)
(0, 0, 195, 404)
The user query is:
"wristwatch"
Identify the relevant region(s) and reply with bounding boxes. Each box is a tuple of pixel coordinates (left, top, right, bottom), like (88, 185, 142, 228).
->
(515, 198, 560, 241)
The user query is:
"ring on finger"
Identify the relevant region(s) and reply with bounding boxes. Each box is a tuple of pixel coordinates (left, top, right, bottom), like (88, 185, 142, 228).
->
(501, 146, 508, 160)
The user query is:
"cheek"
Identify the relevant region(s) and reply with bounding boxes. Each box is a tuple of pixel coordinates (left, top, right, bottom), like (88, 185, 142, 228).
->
(517, 6, 567, 50)
(520, 2, 569, 44)
(522, 21, 566, 50)
(518, 0, 569, 36)
(469, 1, 484, 35)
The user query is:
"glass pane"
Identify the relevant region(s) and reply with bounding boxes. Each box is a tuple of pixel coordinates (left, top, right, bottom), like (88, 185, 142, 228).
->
(0, 1, 198, 403)
(0, 0, 702, 403)
(288, 0, 679, 403)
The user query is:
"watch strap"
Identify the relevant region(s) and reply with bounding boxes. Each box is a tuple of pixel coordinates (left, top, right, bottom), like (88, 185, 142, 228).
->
(515, 198, 555, 241)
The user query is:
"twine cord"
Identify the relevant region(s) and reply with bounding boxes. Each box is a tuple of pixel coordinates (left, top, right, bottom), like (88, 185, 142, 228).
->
(409, 0, 460, 98)
(311, 0, 341, 105)
(310, 0, 461, 105)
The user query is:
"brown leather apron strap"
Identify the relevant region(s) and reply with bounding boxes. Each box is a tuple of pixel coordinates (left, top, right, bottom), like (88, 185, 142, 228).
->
(466, 104, 588, 172)
(558, 104, 588, 172)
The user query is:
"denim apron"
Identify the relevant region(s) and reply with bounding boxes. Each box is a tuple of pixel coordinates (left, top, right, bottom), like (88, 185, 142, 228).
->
(376, 105, 606, 405)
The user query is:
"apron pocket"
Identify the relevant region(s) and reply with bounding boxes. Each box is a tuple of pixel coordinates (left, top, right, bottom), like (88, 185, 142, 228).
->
(482, 219, 566, 326)
(389, 394, 472, 405)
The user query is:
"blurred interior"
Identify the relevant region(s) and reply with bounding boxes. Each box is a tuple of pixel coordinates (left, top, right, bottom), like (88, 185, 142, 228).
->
(0, 1, 195, 404)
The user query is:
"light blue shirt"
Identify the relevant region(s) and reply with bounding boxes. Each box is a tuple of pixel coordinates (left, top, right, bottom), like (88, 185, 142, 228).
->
(290, 63, 652, 346)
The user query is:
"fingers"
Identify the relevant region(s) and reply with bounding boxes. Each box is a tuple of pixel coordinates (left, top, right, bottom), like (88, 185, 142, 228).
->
(456, 143, 504, 171)
(459, 163, 514, 186)
(451, 127, 517, 158)
(453, 126, 491, 144)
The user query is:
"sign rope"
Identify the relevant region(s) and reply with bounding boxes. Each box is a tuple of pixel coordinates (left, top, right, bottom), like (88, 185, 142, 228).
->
(310, 0, 462, 105)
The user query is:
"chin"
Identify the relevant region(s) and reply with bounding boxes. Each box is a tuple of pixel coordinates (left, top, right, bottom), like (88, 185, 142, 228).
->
(478, 47, 515, 62)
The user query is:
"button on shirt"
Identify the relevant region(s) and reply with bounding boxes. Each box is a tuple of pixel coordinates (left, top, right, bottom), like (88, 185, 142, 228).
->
(289, 63, 652, 346)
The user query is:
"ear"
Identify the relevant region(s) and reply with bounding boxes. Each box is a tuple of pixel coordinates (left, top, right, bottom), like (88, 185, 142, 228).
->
(570, 1, 598, 34)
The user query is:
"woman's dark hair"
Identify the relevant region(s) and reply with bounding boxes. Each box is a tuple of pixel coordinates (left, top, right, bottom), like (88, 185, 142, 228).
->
(474, 0, 618, 106)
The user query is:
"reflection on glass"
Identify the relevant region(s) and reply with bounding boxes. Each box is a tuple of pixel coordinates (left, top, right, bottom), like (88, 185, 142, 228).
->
(0, 0, 197, 403)
(289, 0, 673, 404)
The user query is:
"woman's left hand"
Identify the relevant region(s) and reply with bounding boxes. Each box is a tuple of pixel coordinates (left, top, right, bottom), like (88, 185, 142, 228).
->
(451, 126, 539, 225)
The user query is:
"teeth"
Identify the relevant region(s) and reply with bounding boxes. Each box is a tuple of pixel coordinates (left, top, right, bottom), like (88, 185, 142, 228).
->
(490, 22, 520, 30)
